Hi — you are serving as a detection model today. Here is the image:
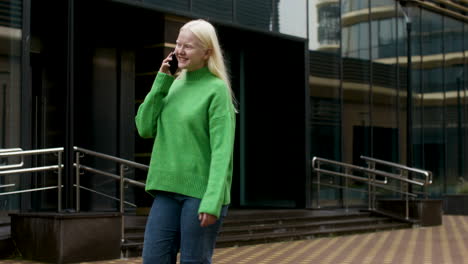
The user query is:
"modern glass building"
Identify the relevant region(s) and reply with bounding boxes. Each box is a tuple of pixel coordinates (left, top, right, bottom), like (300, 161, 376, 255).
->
(0, 0, 467, 213)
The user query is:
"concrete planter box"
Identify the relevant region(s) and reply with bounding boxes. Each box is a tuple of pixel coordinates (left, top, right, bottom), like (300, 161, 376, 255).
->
(376, 199, 443, 226)
(10, 212, 121, 263)
(443, 194, 468, 215)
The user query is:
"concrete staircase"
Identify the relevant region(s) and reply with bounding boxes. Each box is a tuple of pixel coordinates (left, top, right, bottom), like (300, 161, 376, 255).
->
(216, 209, 412, 248)
(121, 208, 413, 257)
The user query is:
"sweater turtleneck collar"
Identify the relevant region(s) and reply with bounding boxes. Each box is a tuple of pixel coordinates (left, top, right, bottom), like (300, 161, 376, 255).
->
(184, 67, 211, 81)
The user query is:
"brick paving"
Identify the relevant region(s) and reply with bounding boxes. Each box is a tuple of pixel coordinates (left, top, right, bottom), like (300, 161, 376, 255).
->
(2, 215, 468, 264)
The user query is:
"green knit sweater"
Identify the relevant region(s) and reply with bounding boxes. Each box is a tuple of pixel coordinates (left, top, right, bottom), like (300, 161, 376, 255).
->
(135, 67, 235, 218)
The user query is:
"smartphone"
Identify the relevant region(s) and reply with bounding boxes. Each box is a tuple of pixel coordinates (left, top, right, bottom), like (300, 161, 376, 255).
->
(169, 51, 178, 75)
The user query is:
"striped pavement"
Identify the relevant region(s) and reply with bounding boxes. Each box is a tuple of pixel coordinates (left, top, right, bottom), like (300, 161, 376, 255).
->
(1, 215, 468, 264)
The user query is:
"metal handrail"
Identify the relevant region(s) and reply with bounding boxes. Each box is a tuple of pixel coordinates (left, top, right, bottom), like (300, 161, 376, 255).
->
(0, 147, 64, 211)
(73, 146, 148, 212)
(0, 148, 24, 170)
(0, 183, 15, 189)
(360, 155, 432, 185)
(73, 147, 149, 171)
(77, 164, 146, 188)
(0, 148, 23, 154)
(312, 156, 433, 220)
(0, 146, 149, 252)
(312, 157, 388, 184)
(73, 146, 148, 246)
(0, 185, 62, 196)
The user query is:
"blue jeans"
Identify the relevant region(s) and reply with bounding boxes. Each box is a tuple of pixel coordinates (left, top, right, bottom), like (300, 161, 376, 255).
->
(142, 191, 228, 264)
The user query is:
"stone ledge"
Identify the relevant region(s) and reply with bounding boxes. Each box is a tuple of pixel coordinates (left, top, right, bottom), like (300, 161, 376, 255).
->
(376, 199, 443, 226)
(10, 212, 122, 264)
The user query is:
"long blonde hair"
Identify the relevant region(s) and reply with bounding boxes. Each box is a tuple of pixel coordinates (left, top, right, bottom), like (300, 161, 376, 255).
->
(181, 19, 238, 111)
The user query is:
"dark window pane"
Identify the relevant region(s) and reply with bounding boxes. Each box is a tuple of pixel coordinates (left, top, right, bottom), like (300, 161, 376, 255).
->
(421, 10, 444, 196)
(444, 17, 463, 54)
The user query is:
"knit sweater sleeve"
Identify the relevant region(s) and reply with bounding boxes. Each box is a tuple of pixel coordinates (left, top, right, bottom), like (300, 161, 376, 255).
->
(198, 85, 236, 218)
(135, 72, 174, 138)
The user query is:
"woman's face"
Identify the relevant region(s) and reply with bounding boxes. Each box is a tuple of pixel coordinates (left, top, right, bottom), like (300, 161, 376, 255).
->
(175, 29, 210, 72)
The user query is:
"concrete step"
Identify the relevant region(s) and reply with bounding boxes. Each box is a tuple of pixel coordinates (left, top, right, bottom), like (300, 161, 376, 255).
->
(219, 216, 394, 237)
(124, 233, 145, 243)
(216, 221, 411, 248)
(222, 213, 373, 228)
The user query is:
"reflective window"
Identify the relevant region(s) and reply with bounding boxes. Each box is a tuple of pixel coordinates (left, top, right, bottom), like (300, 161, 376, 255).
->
(342, 0, 370, 206)
(342, 0, 367, 13)
(410, 8, 423, 176)
(0, 0, 22, 211)
(370, 4, 399, 166)
(371, 18, 397, 58)
(396, 16, 407, 57)
(316, 1, 340, 48)
(309, 0, 342, 207)
(343, 22, 369, 59)
(444, 16, 464, 54)
(371, 0, 394, 8)
(445, 17, 464, 194)
(421, 12, 443, 56)
(308, 0, 468, 204)
(421, 10, 444, 196)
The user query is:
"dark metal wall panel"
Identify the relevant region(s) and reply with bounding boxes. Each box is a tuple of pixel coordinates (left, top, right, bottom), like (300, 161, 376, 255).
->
(236, 0, 274, 30)
(192, 0, 233, 21)
(144, 0, 189, 12)
(106, 0, 298, 40)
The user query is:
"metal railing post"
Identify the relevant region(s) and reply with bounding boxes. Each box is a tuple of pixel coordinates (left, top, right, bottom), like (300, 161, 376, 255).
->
(405, 182, 409, 220)
(400, 170, 407, 199)
(344, 167, 349, 212)
(75, 151, 81, 212)
(120, 164, 126, 245)
(425, 171, 432, 199)
(57, 151, 63, 212)
(317, 161, 321, 209)
(366, 162, 371, 210)
(369, 161, 376, 210)
(399, 170, 409, 220)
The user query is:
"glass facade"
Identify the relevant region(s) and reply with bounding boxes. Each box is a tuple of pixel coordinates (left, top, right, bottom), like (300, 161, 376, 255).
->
(309, 0, 468, 206)
(0, 0, 22, 211)
(2, 0, 468, 212)
(444, 16, 463, 194)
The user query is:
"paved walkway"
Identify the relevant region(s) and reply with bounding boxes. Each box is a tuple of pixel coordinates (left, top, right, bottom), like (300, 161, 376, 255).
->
(2, 215, 468, 264)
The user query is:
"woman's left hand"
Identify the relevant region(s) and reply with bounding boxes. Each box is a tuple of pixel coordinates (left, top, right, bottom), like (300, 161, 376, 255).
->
(198, 213, 217, 227)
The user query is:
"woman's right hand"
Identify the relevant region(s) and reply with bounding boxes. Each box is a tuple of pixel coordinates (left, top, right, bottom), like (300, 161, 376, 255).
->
(159, 52, 175, 75)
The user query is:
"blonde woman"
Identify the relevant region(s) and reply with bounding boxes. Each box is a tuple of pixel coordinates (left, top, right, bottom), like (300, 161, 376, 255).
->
(135, 19, 236, 264)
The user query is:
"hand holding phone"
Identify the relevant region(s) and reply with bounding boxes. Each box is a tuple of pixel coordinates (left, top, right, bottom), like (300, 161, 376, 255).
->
(168, 51, 178, 75)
